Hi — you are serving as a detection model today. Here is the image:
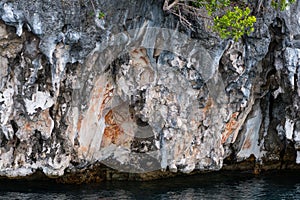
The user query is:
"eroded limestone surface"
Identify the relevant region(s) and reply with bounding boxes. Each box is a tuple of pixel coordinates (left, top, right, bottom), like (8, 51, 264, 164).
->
(0, 0, 300, 182)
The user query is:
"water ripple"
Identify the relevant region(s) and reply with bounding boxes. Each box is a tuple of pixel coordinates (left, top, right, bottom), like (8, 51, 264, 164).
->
(1, 171, 300, 200)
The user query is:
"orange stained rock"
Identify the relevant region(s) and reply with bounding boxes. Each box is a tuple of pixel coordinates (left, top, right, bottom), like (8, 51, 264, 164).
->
(78, 146, 88, 153)
(24, 122, 32, 132)
(243, 137, 252, 149)
(39, 109, 52, 124)
(104, 110, 114, 125)
(139, 56, 148, 65)
(18, 109, 54, 141)
(102, 125, 123, 146)
(90, 87, 103, 113)
(221, 112, 240, 144)
(203, 98, 213, 113)
(131, 48, 140, 54)
(130, 48, 150, 67)
(89, 82, 112, 115)
(99, 84, 113, 120)
(101, 109, 124, 147)
(241, 127, 255, 150)
(30, 109, 53, 132)
(76, 115, 83, 132)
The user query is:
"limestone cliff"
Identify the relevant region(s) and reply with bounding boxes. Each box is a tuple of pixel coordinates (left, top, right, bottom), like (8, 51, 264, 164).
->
(0, 0, 299, 183)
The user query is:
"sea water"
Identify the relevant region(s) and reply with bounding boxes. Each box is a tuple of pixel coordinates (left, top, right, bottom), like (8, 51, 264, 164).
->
(0, 171, 299, 199)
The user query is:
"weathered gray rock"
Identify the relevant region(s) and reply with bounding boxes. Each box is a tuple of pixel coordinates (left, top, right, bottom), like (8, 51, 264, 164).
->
(0, 0, 299, 182)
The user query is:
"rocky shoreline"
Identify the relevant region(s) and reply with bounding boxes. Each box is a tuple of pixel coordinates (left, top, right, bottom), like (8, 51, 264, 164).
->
(0, 0, 300, 184)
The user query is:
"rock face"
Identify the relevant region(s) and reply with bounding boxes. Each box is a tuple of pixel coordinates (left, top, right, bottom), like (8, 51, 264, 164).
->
(0, 0, 300, 182)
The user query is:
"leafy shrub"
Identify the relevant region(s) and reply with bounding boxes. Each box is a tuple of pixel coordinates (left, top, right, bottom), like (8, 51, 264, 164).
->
(271, 0, 296, 11)
(213, 7, 256, 41)
(163, 0, 295, 41)
(164, 0, 256, 41)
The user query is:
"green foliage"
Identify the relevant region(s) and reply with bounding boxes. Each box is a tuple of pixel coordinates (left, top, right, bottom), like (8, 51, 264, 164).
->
(88, 0, 105, 19)
(98, 11, 105, 19)
(271, 0, 296, 11)
(192, 0, 256, 41)
(89, 11, 105, 19)
(165, 0, 296, 41)
(213, 7, 256, 41)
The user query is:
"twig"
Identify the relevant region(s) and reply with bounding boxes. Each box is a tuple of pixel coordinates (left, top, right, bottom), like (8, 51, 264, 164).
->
(169, 9, 194, 30)
(178, 3, 212, 20)
(163, 0, 170, 10)
(89, 0, 96, 13)
(163, 0, 180, 11)
(255, 0, 264, 14)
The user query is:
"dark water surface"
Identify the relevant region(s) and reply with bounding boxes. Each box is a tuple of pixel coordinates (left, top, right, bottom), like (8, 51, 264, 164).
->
(0, 171, 300, 199)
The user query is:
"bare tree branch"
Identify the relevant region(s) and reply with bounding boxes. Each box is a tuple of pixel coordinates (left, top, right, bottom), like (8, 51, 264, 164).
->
(89, 0, 96, 13)
(163, 0, 214, 30)
(163, 0, 180, 11)
(170, 9, 194, 29)
(255, 0, 264, 14)
(177, 3, 212, 20)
